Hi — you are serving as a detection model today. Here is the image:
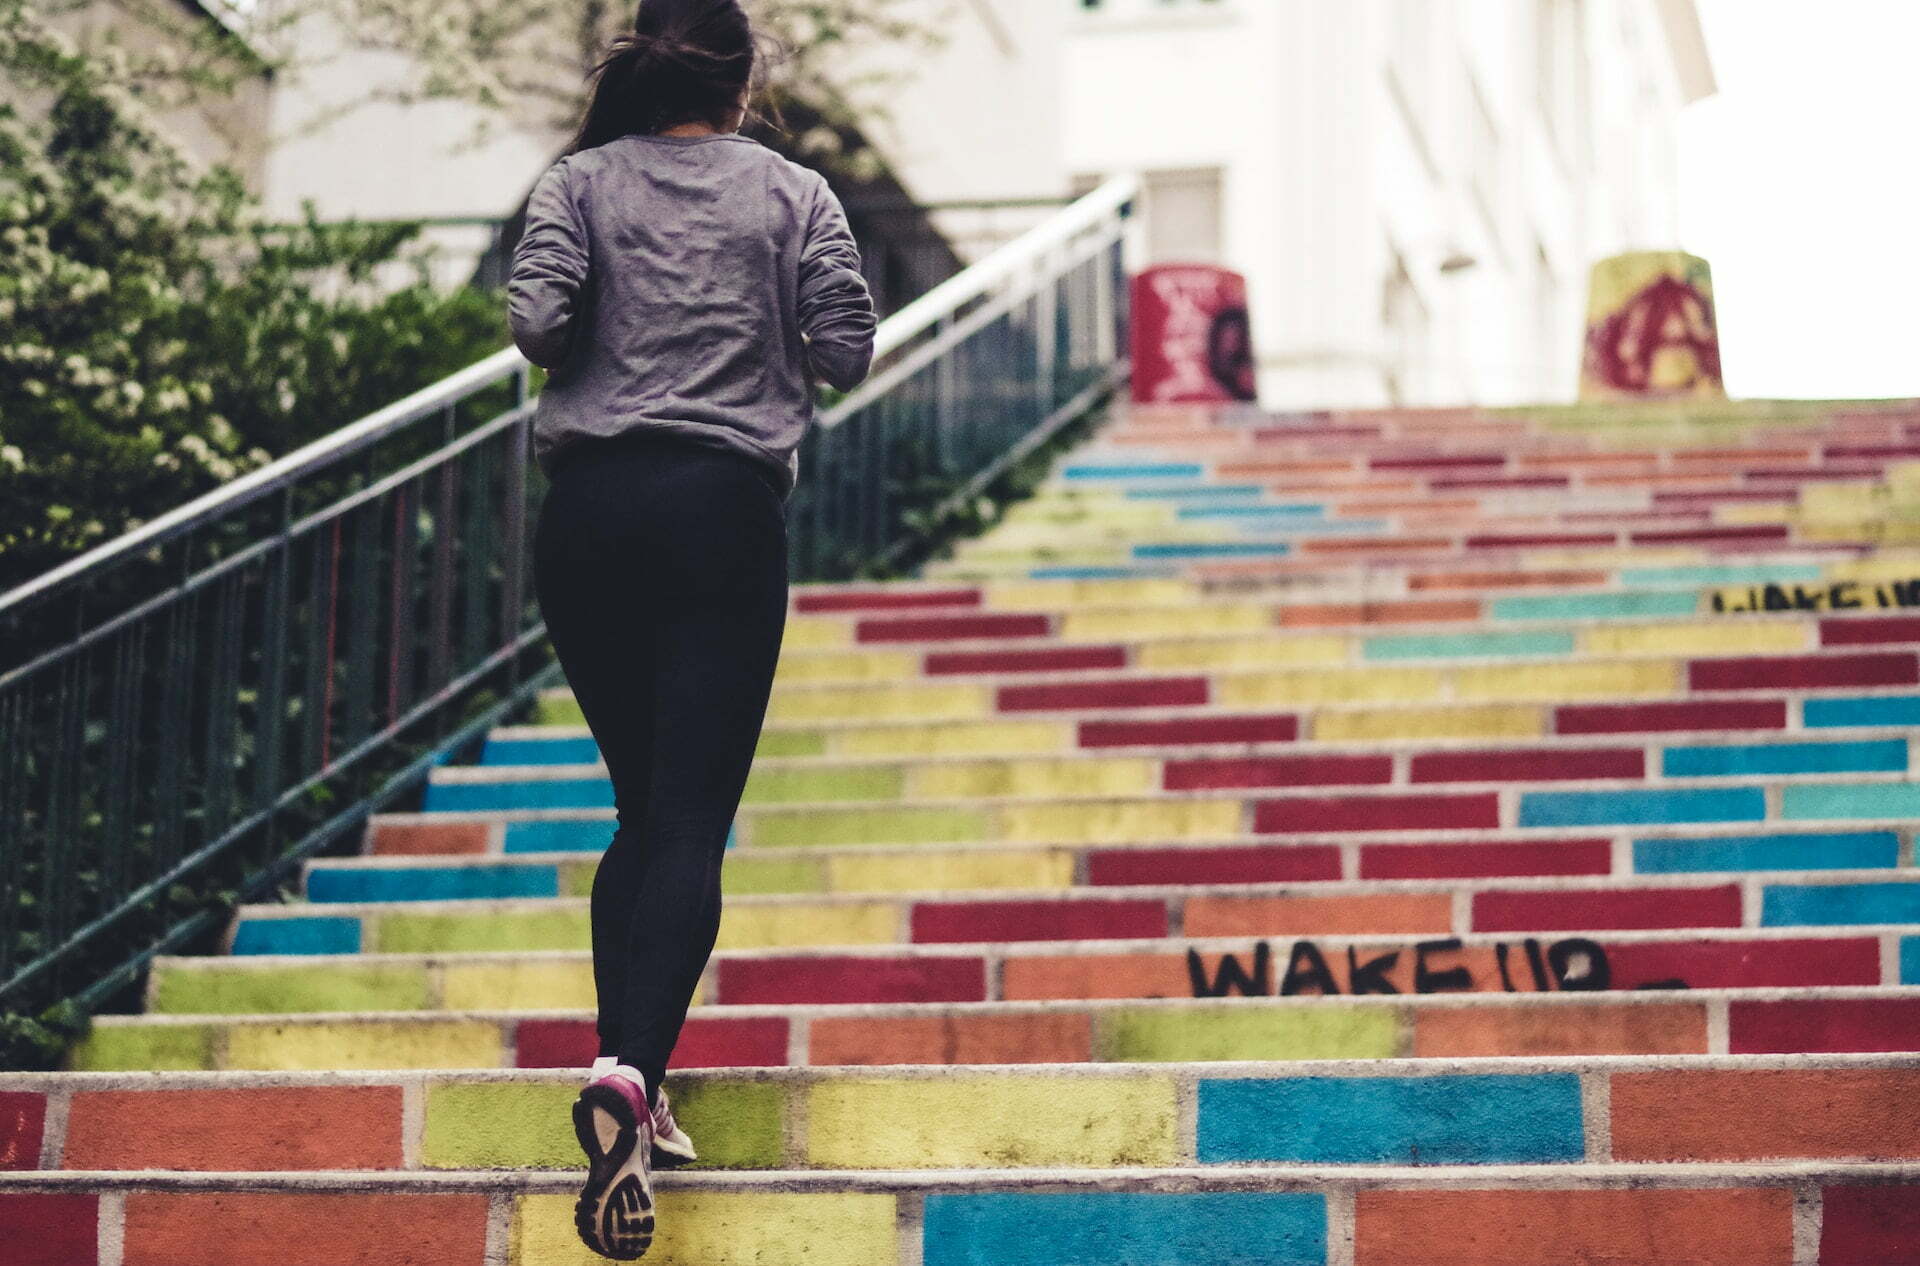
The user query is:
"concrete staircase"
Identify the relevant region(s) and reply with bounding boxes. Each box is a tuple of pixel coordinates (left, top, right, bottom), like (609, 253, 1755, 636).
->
(9, 398, 1920, 1264)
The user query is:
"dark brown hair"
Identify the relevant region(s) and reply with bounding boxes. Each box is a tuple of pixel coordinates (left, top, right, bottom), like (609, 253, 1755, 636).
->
(563, 0, 777, 156)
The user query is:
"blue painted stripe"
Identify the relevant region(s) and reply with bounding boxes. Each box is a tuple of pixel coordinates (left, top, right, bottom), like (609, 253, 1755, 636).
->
(1762, 882, 1920, 927)
(1632, 831, 1899, 874)
(1062, 463, 1205, 480)
(1805, 695, 1920, 729)
(1519, 787, 1766, 828)
(1197, 1075, 1583, 1165)
(481, 736, 601, 765)
(1663, 739, 1908, 778)
(1490, 591, 1702, 621)
(1364, 631, 1575, 662)
(1782, 783, 1920, 821)
(921, 1192, 1326, 1266)
(1132, 542, 1292, 559)
(1176, 504, 1327, 519)
(502, 819, 611, 854)
(1124, 485, 1265, 500)
(1028, 566, 1167, 580)
(1618, 564, 1827, 587)
(1902, 938, 1920, 985)
(422, 778, 614, 812)
(307, 865, 559, 904)
(230, 917, 361, 956)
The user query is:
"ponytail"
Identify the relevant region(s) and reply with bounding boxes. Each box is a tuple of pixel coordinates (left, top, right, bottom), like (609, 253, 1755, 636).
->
(564, 0, 772, 156)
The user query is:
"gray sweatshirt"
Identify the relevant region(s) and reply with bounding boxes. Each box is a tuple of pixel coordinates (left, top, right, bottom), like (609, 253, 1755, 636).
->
(506, 132, 878, 497)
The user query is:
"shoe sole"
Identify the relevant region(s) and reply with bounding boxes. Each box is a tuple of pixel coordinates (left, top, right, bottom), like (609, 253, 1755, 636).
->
(573, 1084, 656, 1260)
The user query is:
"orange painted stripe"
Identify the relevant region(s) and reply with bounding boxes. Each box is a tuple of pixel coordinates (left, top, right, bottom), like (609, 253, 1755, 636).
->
(63, 1087, 403, 1171)
(1413, 1001, 1709, 1058)
(368, 822, 491, 857)
(807, 1011, 1094, 1065)
(1183, 894, 1453, 938)
(1408, 570, 1609, 591)
(1000, 953, 1193, 1001)
(1354, 1189, 1792, 1266)
(1611, 1068, 1920, 1162)
(123, 1191, 489, 1266)
(1274, 599, 1482, 628)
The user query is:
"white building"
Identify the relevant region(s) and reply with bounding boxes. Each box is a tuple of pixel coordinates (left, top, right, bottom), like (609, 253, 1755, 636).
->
(868, 0, 1716, 409)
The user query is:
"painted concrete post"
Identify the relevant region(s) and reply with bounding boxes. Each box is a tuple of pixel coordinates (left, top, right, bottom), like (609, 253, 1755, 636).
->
(1130, 264, 1259, 405)
(1579, 251, 1725, 400)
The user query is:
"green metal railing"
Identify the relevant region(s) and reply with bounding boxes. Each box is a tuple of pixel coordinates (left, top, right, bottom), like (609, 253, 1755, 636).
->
(0, 175, 1135, 1033)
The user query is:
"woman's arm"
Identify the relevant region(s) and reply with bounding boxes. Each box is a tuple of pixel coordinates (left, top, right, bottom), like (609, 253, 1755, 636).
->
(507, 160, 590, 371)
(797, 172, 878, 392)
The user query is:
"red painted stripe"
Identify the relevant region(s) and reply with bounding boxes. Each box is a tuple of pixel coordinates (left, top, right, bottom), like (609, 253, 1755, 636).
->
(0, 1092, 46, 1172)
(1079, 715, 1299, 748)
(999, 677, 1209, 712)
(856, 613, 1050, 643)
(1820, 1185, 1920, 1265)
(0, 1193, 96, 1266)
(1651, 489, 1797, 508)
(506, 1019, 596, 1069)
(1555, 699, 1788, 735)
(1409, 747, 1644, 783)
(1370, 454, 1507, 471)
(715, 955, 986, 1006)
(1253, 792, 1501, 834)
(1359, 839, 1613, 880)
(1086, 844, 1342, 887)
(1730, 996, 1920, 1054)
(1825, 444, 1920, 460)
(1254, 425, 1381, 442)
(1629, 524, 1790, 545)
(1472, 885, 1743, 932)
(796, 588, 981, 613)
(1743, 465, 1883, 484)
(1429, 475, 1570, 491)
(1689, 652, 1920, 691)
(910, 899, 1167, 944)
(1464, 532, 1616, 549)
(926, 646, 1128, 675)
(1163, 754, 1394, 791)
(514, 1017, 791, 1070)
(1820, 616, 1920, 647)
(1606, 937, 1882, 991)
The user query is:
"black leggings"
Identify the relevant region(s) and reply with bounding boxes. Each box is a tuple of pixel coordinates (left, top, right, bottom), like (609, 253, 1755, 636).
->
(530, 429, 789, 1101)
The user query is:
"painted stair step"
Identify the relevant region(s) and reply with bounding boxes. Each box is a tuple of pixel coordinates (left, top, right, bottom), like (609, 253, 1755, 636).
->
(129, 925, 1920, 1024)
(224, 871, 1920, 957)
(321, 827, 1914, 899)
(13, 1056, 1920, 1176)
(4, 1163, 1918, 1266)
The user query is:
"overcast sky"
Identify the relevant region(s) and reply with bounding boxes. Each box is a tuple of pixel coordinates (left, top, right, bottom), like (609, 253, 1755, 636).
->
(1679, 1, 1920, 401)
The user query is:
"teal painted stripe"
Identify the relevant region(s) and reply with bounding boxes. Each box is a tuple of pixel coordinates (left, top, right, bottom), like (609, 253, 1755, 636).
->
(1618, 564, 1826, 587)
(1030, 566, 1172, 580)
(1125, 485, 1266, 500)
(1520, 786, 1766, 827)
(1197, 1074, 1583, 1165)
(422, 778, 613, 812)
(1903, 938, 1920, 985)
(481, 736, 600, 765)
(1783, 783, 1920, 821)
(1133, 542, 1292, 559)
(1632, 831, 1899, 874)
(230, 917, 360, 956)
(307, 865, 558, 904)
(1364, 631, 1575, 662)
(1063, 463, 1205, 480)
(1762, 882, 1920, 927)
(922, 1192, 1326, 1266)
(1663, 739, 1908, 778)
(1805, 695, 1920, 728)
(1176, 504, 1326, 519)
(1490, 591, 1702, 621)
(500, 819, 737, 853)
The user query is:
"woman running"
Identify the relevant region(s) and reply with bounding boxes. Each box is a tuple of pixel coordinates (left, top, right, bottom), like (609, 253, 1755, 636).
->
(507, 0, 877, 1256)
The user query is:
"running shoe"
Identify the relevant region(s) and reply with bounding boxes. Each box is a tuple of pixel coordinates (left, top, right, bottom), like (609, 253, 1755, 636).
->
(572, 1066, 656, 1260)
(649, 1085, 697, 1168)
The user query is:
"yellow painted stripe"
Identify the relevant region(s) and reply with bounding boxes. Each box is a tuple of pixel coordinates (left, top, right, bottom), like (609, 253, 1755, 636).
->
(806, 1076, 1179, 1168)
(829, 720, 1073, 758)
(1579, 621, 1809, 657)
(826, 850, 1075, 894)
(1216, 666, 1446, 706)
(224, 1020, 502, 1071)
(1138, 635, 1349, 670)
(984, 578, 1198, 610)
(1000, 798, 1242, 844)
(1451, 658, 1679, 701)
(773, 650, 921, 684)
(780, 618, 854, 649)
(440, 961, 600, 1012)
(716, 901, 898, 950)
(766, 683, 991, 723)
(908, 758, 1160, 800)
(1313, 704, 1544, 742)
(1061, 606, 1274, 641)
(512, 1192, 899, 1266)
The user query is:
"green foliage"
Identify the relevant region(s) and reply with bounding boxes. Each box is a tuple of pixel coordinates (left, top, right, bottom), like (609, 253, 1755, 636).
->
(0, 0, 509, 589)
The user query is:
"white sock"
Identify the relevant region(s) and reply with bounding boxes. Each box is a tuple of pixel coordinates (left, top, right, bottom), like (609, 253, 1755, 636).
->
(589, 1055, 617, 1079)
